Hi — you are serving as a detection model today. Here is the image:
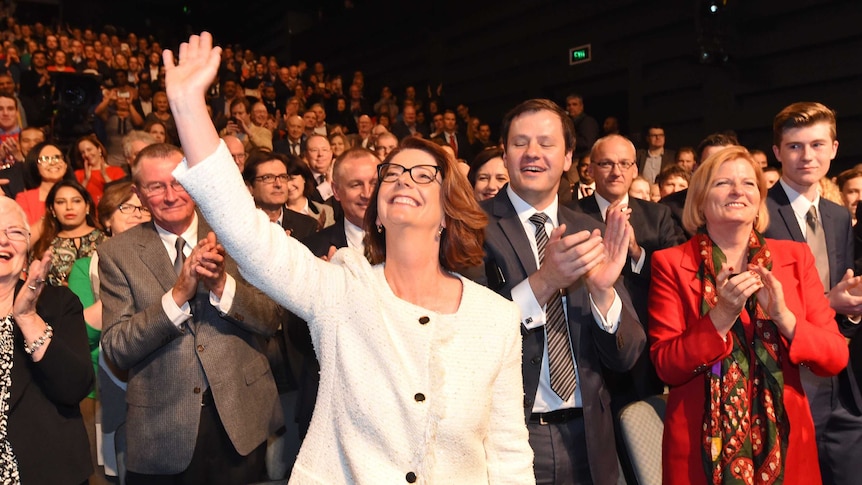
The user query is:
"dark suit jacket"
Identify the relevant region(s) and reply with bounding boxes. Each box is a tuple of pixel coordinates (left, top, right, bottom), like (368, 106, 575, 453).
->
(432, 132, 474, 161)
(636, 148, 677, 174)
(282, 207, 319, 241)
(273, 136, 307, 158)
(0, 163, 26, 199)
(132, 98, 152, 118)
(9, 283, 94, 484)
(99, 217, 283, 474)
(391, 121, 429, 141)
(571, 113, 600, 157)
(659, 188, 690, 237)
(480, 192, 645, 485)
(763, 183, 862, 410)
(569, 195, 686, 400)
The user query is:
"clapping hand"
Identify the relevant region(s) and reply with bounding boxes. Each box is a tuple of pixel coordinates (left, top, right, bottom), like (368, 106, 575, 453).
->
(193, 231, 227, 298)
(751, 264, 796, 340)
(709, 263, 764, 337)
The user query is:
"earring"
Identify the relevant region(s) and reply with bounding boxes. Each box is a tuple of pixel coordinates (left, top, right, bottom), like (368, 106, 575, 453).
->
(435, 225, 444, 242)
(377, 224, 384, 233)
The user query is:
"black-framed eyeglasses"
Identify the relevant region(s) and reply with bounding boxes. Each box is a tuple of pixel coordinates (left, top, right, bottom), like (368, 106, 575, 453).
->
(378, 163, 440, 184)
(140, 180, 186, 196)
(593, 160, 635, 171)
(37, 155, 64, 166)
(254, 174, 289, 184)
(117, 203, 151, 216)
(0, 226, 29, 242)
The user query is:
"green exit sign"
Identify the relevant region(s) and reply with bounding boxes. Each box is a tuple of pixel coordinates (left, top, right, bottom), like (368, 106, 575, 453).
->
(569, 44, 592, 66)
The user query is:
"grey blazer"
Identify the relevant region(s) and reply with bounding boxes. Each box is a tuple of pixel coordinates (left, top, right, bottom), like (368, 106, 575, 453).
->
(99, 216, 283, 475)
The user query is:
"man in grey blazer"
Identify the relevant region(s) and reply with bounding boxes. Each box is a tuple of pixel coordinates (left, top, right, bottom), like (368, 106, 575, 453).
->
(100, 143, 283, 484)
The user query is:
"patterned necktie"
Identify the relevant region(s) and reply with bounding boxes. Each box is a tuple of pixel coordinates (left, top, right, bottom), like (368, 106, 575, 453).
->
(528, 212, 577, 400)
(174, 237, 186, 275)
(805, 206, 830, 291)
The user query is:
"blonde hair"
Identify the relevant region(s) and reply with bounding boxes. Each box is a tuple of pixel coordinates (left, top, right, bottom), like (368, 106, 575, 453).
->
(819, 177, 843, 206)
(682, 146, 769, 234)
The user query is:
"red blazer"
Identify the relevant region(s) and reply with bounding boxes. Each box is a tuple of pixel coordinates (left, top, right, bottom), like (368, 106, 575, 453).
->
(75, 166, 127, 203)
(649, 237, 848, 485)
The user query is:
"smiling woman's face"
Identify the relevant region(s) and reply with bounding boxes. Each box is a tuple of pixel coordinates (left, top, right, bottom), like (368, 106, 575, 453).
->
(0, 199, 29, 282)
(376, 149, 443, 233)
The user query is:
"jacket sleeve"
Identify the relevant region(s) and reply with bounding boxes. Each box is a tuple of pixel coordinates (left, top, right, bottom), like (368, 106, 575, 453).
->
(485, 304, 536, 485)
(784, 242, 847, 376)
(31, 285, 95, 406)
(648, 247, 732, 386)
(590, 279, 646, 373)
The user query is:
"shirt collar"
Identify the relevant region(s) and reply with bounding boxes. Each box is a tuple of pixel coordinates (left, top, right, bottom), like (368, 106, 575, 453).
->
(779, 178, 820, 219)
(506, 185, 559, 226)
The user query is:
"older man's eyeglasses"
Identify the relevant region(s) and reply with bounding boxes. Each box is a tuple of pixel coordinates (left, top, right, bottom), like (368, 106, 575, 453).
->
(37, 155, 64, 166)
(140, 181, 186, 196)
(0, 226, 29, 242)
(117, 203, 151, 216)
(378, 163, 440, 184)
(593, 160, 635, 171)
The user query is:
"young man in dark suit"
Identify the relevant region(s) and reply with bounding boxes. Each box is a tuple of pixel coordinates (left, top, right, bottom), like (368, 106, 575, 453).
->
(764, 101, 862, 485)
(480, 99, 645, 485)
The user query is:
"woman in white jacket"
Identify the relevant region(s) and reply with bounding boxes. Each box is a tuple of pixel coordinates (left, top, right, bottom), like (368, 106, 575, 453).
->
(164, 33, 534, 485)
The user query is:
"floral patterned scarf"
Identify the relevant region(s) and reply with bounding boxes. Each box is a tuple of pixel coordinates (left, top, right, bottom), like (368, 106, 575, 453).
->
(695, 229, 787, 485)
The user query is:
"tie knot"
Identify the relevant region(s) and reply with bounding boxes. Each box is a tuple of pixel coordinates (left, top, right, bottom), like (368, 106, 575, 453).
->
(175, 236, 187, 256)
(806, 206, 818, 229)
(529, 212, 549, 229)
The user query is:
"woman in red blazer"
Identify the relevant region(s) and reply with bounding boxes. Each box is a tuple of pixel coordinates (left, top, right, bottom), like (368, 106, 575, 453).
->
(649, 146, 848, 485)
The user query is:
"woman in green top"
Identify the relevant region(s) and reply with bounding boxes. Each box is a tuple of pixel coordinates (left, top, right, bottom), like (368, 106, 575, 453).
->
(67, 181, 151, 482)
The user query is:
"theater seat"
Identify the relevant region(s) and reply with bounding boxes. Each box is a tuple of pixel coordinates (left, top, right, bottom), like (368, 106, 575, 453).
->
(618, 394, 667, 485)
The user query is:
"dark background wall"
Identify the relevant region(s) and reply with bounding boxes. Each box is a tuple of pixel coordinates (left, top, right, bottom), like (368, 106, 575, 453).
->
(287, 0, 861, 172)
(23, 0, 862, 171)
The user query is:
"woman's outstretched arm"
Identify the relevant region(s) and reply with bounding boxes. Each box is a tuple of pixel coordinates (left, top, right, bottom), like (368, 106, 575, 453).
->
(163, 32, 222, 165)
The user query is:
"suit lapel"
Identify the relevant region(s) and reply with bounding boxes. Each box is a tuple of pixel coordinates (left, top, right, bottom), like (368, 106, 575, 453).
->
(777, 204, 805, 242)
(493, 194, 538, 276)
(577, 195, 603, 225)
(679, 239, 703, 294)
(770, 185, 805, 242)
(819, 201, 842, 286)
(137, 222, 179, 293)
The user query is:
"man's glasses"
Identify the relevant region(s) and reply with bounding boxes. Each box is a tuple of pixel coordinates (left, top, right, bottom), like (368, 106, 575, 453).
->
(592, 160, 635, 171)
(140, 181, 186, 196)
(254, 174, 290, 184)
(378, 163, 440, 184)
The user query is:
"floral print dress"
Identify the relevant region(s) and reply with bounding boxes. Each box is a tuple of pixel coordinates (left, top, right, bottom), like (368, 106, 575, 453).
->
(47, 229, 107, 286)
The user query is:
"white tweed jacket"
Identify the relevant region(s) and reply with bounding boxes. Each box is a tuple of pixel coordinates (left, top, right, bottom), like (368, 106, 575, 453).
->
(175, 141, 535, 485)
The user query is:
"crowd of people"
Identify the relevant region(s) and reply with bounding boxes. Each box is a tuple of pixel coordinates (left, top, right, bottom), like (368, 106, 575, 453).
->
(0, 11, 861, 485)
